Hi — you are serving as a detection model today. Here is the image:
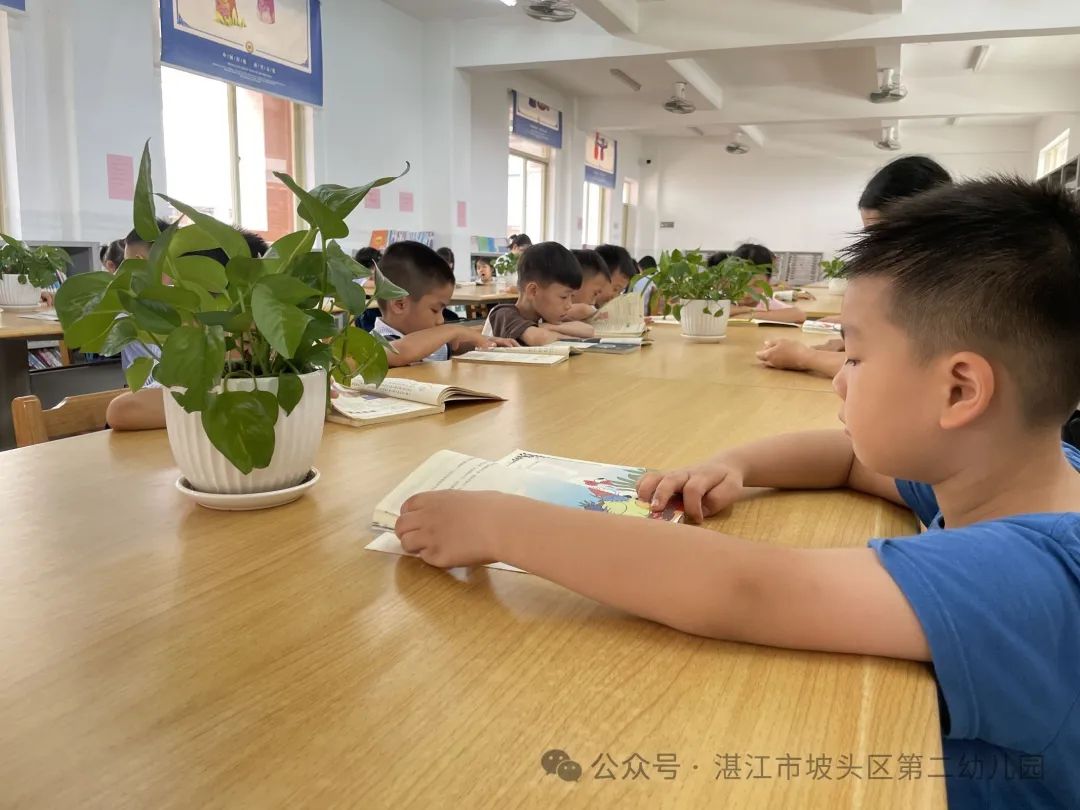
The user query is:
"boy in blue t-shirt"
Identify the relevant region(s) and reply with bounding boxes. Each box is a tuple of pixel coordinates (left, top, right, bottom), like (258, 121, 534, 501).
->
(393, 178, 1080, 809)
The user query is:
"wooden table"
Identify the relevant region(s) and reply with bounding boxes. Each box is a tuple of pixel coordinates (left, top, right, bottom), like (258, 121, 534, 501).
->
(798, 285, 845, 319)
(572, 324, 836, 391)
(0, 308, 64, 449)
(451, 285, 518, 305)
(0, 357, 943, 808)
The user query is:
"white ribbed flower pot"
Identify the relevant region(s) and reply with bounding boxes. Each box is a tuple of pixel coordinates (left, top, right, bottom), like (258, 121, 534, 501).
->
(680, 299, 731, 339)
(164, 369, 326, 495)
(0, 274, 43, 308)
(828, 278, 848, 294)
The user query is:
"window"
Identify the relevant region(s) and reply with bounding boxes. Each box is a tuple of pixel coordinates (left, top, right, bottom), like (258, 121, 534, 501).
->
(583, 182, 608, 247)
(507, 133, 548, 239)
(161, 66, 306, 241)
(1038, 129, 1070, 178)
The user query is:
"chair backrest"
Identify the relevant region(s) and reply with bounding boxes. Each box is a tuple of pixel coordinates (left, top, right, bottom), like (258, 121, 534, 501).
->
(11, 389, 126, 447)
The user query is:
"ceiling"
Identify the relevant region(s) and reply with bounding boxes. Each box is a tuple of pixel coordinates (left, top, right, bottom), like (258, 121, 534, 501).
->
(385, 0, 1080, 156)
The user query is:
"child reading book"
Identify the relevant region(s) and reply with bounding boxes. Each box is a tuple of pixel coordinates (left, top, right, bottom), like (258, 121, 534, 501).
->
(757, 156, 953, 377)
(483, 242, 595, 346)
(729, 243, 807, 324)
(375, 241, 515, 365)
(565, 248, 612, 321)
(392, 178, 1080, 810)
(594, 244, 636, 307)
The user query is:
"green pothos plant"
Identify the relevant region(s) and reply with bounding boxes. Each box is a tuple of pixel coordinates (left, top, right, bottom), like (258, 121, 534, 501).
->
(635, 249, 773, 320)
(821, 257, 846, 279)
(492, 251, 519, 276)
(55, 141, 408, 474)
(0, 235, 69, 288)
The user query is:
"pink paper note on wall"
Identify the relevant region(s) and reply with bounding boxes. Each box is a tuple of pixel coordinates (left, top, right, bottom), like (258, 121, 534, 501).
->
(399, 191, 414, 213)
(364, 189, 381, 209)
(457, 201, 467, 228)
(106, 154, 134, 201)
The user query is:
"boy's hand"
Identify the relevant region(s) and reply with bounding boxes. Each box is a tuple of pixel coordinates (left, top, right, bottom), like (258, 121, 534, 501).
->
(395, 490, 516, 568)
(490, 337, 519, 347)
(636, 461, 745, 523)
(450, 328, 517, 352)
(756, 339, 812, 371)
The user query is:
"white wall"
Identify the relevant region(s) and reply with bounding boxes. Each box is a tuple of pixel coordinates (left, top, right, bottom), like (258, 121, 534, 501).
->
(6, 0, 166, 242)
(645, 139, 1033, 258)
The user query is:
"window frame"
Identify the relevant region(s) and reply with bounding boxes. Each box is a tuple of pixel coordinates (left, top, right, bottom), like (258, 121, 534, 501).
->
(508, 147, 549, 240)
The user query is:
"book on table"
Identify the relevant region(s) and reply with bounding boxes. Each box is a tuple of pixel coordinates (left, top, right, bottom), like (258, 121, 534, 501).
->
(453, 348, 569, 366)
(588, 292, 652, 341)
(367, 448, 683, 573)
(328, 378, 505, 427)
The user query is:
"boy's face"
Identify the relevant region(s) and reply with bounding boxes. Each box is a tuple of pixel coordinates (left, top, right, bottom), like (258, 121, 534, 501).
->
(611, 271, 631, 297)
(525, 281, 575, 323)
(386, 282, 454, 333)
(573, 274, 608, 305)
(477, 262, 493, 282)
(832, 277, 949, 482)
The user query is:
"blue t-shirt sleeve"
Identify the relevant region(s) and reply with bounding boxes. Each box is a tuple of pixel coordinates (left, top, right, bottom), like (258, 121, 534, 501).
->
(870, 518, 1080, 753)
(895, 478, 939, 527)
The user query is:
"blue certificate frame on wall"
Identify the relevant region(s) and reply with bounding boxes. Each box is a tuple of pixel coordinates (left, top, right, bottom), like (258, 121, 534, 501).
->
(160, 0, 323, 106)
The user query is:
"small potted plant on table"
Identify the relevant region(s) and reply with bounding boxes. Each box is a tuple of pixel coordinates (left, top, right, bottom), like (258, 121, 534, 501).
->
(0, 236, 68, 311)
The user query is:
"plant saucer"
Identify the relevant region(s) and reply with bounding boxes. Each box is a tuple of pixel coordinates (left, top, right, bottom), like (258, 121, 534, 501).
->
(176, 468, 320, 511)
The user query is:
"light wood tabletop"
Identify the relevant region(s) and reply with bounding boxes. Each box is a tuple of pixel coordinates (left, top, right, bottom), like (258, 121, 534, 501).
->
(798, 287, 845, 319)
(0, 308, 64, 339)
(0, 359, 942, 808)
(451, 284, 518, 304)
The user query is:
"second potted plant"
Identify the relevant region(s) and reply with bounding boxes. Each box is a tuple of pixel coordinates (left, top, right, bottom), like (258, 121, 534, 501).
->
(0, 236, 68, 310)
(821, 257, 847, 293)
(643, 250, 771, 341)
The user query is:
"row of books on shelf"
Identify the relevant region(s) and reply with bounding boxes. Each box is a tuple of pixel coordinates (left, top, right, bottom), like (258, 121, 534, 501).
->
(27, 348, 63, 370)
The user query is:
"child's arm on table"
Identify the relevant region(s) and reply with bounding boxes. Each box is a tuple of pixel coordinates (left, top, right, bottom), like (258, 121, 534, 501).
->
(756, 305, 807, 324)
(544, 321, 596, 338)
(394, 488, 928, 660)
(565, 303, 597, 321)
(385, 325, 506, 366)
(106, 387, 166, 431)
(756, 340, 846, 377)
(638, 429, 905, 522)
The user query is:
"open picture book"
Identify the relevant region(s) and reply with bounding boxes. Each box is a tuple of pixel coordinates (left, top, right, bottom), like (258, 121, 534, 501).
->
(588, 292, 650, 338)
(453, 349, 569, 366)
(328, 378, 504, 427)
(367, 448, 683, 573)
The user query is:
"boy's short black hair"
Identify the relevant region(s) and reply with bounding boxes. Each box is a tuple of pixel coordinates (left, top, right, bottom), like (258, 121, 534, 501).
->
(518, 241, 582, 289)
(125, 221, 268, 265)
(707, 250, 731, 267)
(355, 247, 381, 269)
(733, 243, 775, 268)
(124, 219, 172, 248)
(571, 249, 612, 281)
(843, 177, 1080, 427)
(638, 255, 657, 271)
(475, 256, 492, 268)
(377, 240, 455, 311)
(858, 156, 952, 212)
(595, 244, 636, 281)
(436, 247, 455, 268)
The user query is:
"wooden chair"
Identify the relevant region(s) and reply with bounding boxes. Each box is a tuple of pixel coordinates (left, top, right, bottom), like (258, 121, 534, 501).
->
(11, 389, 126, 448)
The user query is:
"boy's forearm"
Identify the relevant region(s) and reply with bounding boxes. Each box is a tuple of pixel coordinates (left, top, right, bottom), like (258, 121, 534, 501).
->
(383, 326, 459, 366)
(520, 326, 561, 346)
(547, 321, 595, 338)
(565, 303, 596, 321)
(721, 430, 857, 490)
(497, 500, 761, 639)
(761, 307, 807, 324)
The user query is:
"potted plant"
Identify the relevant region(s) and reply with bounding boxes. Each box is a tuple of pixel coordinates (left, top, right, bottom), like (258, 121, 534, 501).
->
(0, 236, 68, 310)
(642, 249, 771, 341)
(821, 257, 847, 293)
(492, 251, 518, 291)
(55, 141, 408, 498)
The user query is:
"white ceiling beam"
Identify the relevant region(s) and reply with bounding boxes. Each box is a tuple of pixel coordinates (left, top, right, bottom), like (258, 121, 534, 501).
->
(574, 0, 639, 35)
(865, 0, 904, 14)
(666, 58, 724, 111)
(738, 125, 766, 148)
(454, 0, 1080, 70)
(576, 72, 1080, 131)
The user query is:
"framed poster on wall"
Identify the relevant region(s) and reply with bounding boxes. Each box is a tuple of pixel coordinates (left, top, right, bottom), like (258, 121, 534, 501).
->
(511, 90, 563, 149)
(160, 0, 323, 106)
(585, 131, 617, 189)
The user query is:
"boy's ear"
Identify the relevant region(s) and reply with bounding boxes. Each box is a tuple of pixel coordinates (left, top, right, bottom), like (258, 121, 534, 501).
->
(524, 281, 540, 297)
(388, 296, 410, 314)
(939, 351, 996, 430)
